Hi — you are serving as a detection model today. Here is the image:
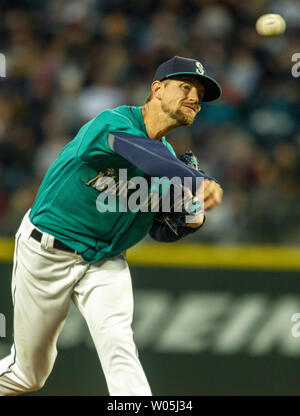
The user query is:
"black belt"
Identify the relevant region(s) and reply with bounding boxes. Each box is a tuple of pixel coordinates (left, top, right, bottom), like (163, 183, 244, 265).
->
(30, 228, 76, 253)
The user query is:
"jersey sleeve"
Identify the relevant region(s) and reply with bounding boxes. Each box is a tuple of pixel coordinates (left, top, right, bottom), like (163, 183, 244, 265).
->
(76, 109, 148, 163)
(108, 131, 214, 193)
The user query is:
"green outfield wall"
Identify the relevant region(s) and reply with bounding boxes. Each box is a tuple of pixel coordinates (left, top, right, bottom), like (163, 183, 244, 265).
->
(1, 241, 300, 396)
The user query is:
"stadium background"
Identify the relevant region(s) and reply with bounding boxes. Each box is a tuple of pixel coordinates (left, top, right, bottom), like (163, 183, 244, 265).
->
(1, 0, 300, 396)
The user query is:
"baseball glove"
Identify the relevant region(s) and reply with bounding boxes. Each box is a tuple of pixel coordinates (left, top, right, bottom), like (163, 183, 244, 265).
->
(154, 150, 204, 235)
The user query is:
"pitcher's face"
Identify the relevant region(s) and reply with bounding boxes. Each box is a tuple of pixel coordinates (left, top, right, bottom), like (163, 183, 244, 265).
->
(160, 77, 205, 125)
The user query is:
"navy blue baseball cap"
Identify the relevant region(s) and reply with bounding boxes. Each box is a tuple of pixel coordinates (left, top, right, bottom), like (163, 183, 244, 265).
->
(153, 56, 222, 102)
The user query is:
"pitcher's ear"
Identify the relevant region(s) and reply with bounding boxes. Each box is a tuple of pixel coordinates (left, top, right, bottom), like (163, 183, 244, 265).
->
(152, 81, 163, 100)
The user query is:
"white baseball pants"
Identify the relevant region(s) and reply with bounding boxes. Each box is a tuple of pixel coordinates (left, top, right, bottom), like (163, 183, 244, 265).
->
(0, 211, 151, 396)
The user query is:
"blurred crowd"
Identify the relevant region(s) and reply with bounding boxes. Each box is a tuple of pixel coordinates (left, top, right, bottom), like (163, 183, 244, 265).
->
(0, 0, 300, 244)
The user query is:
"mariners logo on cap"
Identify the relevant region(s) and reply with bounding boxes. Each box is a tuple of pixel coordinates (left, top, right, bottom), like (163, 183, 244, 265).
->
(195, 62, 205, 75)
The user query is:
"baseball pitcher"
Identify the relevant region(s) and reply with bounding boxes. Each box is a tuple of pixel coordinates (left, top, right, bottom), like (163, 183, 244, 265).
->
(0, 56, 223, 396)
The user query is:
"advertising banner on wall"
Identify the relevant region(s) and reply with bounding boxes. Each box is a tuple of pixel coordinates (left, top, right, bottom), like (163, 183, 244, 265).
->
(1, 261, 300, 396)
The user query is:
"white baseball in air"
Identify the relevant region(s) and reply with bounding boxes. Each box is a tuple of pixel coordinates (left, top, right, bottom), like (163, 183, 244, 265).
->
(256, 14, 286, 37)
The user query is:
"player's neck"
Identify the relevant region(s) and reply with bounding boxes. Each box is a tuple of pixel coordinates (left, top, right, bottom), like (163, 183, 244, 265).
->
(142, 102, 179, 140)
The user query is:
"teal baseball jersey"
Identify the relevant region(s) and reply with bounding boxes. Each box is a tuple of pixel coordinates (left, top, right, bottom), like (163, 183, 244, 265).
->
(30, 106, 176, 263)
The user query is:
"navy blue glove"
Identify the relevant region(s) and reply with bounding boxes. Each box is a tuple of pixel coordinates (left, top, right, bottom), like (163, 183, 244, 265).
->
(154, 150, 205, 232)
